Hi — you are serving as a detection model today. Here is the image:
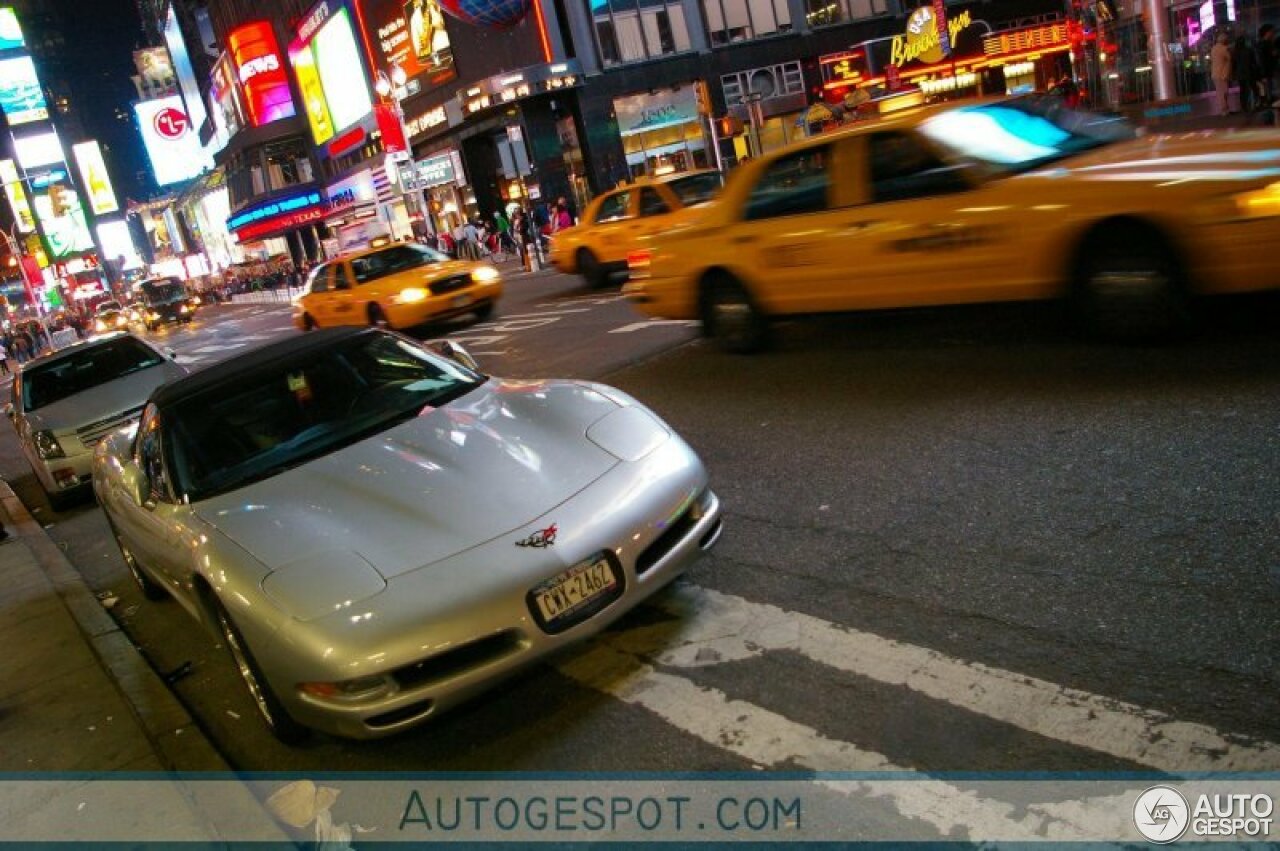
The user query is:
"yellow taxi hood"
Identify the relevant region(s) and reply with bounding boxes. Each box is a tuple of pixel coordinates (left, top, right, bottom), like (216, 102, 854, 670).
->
(1022, 131, 1280, 185)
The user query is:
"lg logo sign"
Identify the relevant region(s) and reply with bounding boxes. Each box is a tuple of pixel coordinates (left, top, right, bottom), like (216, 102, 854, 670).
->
(153, 107, 189, 141)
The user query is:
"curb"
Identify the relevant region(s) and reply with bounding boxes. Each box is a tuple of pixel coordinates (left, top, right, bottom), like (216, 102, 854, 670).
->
(0, 480, 293, 843)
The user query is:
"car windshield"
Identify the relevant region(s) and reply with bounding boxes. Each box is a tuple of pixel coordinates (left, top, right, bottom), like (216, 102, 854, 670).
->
(165, 332, 484, 501)
(351, 244, 447, 285)
(140, 279, 187, 305)
(667, 173, 723, 206)
(23, 337, 164, 412)
(917, 98, 1137, 176)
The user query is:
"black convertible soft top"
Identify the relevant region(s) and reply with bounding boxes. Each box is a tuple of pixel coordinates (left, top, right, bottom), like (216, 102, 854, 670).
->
(150, 326, 374, 409)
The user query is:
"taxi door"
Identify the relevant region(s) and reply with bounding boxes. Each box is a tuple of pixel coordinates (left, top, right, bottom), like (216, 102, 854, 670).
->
(721, 140, 851, 315)
(831, 129, 1015, 309)
(325, 261, 363, 326)
(302, 264, 336, 325)
(588, 189, 637, 265)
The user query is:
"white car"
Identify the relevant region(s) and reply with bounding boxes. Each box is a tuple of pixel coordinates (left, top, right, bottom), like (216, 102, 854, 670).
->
(8, 333, 186, 510)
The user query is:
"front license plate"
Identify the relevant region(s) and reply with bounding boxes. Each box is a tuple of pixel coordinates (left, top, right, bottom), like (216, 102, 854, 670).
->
(531, 557, 620, 631)
(452, 293, 472, 308)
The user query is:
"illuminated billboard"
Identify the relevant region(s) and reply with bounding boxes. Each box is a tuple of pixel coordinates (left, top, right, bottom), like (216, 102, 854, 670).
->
(163, 5, 208, 138)
(209, 52, 246, 148)
(72, 141, 119, 215)
(0, 8, 24, 51)
(0, 55, 46, 124)
(228, 21, 295, 126)
(366, 0, 455, 92)
(95, 220, 144, 270)
(135, 95, 210, 186)
(13, 131, 64, 170)
(289, 2, 372, 146)
(33, 186, 95, 259)
(0, 158, 34, 233)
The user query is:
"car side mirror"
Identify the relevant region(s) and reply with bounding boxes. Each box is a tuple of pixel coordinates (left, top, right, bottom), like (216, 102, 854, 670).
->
(428, 340, 481, 372)
(165, 348, 178, 361)
(122, 461, 154, 510)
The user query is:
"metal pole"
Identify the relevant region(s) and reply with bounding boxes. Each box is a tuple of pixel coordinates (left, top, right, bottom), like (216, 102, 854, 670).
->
(1145, 0, 1176, 101)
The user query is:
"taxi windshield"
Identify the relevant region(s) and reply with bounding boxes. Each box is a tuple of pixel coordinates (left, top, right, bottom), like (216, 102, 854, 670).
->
(918, 99, 1136, 176)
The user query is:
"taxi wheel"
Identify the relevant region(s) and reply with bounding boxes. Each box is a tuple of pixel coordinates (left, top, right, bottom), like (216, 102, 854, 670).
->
(301, 313, 317, 331)
(211, 596, 309, 745)
(577, 249, 606, 289)
(702, 274, 769, 354)
(474, 302, 494, 321)
(367, 303, 390, 329)
(1074, 226, 1191, 340)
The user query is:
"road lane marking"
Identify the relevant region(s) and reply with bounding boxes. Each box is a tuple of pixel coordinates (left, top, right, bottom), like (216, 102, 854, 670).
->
(610, 584, 1280, 772)
(537, 296, 624, 307)
(609, 320, 700, 334)
(491, 309, 592, 319)
(556, 642, 1104, 840)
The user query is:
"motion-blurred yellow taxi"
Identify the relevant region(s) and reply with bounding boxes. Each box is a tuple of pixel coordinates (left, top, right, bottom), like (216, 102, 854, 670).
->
(550, 170, 722, 287)
(293, 242, 502, 332)
(625, 97, 1280, 351)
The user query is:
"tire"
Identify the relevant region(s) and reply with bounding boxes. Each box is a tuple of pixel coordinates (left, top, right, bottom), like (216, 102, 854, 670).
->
(1073, 224, 1191, 341)
(577, 249, 606, 289)
(46, 485, 76, 513)
(107, 517, 166, 601)
(367, 303, 390, 329)
(473, 301, 495, 321)
(701, 273, 770, 354)
(301, 312, 317, 331)
(212, 596, 309, 744)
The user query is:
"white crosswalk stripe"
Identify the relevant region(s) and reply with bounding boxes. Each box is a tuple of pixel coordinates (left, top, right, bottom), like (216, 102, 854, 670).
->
(551, 580, 1279, 837)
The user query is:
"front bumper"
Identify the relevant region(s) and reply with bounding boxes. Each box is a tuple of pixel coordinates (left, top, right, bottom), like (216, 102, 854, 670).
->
(257, 439, 721, 739)
(384, 280, 503, 329)
(30, 449, 94, 497)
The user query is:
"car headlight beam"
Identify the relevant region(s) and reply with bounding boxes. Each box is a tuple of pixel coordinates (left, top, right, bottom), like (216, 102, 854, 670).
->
(394, 287, 428, 304)
(471, 266, 501, 284)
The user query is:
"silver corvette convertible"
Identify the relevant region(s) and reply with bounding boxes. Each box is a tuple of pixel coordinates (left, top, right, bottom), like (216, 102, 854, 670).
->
(93, 327, 722, 741)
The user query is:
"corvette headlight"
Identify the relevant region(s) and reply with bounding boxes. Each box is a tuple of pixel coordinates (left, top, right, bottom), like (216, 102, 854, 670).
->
(299, 675, 392, 701)
(471, 265, 500, 284)
(394, 287, 428, 304)
(33, 430, 64, 460)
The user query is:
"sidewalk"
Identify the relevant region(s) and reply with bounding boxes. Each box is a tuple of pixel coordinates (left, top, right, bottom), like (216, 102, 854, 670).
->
(0, 480, 287, 841)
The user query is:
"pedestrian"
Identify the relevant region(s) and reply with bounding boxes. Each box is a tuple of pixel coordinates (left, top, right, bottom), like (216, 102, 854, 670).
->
(1259, 24, 1278, 106)
(1233, 33, 1261, 111)
(553, 201, 574, 232)
(1212, 31, 1234, 115)
(0, 338, 9, 376)
(462, 218, 481, 260)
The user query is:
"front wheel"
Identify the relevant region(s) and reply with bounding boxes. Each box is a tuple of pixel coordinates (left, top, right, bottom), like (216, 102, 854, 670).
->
(701, 274, 770, 354)
(212, 597, 309, 744)
(367, 303, 390, 329)
(1073, 227, 1191, 340)
(577, 249, 606, 289)
(301, 312, 317, 331)
(473, 301, 495, 321)
(108, 518, 166, 600)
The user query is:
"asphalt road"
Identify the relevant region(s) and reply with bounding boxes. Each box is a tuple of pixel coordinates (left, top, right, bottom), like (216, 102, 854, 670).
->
(4, 271, 1278, 822)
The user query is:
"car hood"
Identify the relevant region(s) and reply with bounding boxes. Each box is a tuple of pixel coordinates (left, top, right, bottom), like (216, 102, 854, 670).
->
(26, 363, 183, 434)
(192, 379, 623, 579)
(1025, 132, 1280, 185)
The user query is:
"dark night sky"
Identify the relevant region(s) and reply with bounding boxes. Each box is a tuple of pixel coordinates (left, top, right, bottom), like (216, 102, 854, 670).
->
(58, 0, 154, 203)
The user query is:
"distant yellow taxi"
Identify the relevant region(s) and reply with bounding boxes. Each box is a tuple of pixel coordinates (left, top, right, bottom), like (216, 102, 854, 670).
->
(294, 242, 502, 332)
(625, 98, 1280, 351)
(550, 170, 722, 287)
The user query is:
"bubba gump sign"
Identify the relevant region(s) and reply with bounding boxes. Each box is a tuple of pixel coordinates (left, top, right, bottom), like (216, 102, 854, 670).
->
(890, 6, 973, 67)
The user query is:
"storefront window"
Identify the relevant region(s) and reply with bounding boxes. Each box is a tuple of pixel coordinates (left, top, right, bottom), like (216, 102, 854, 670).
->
(803, 0, 888, 29)
(702, 0, 792, 45)
(592, 0, 691, 65)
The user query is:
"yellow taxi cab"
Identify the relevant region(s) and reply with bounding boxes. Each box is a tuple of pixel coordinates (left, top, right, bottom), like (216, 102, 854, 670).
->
(625, 97, 1280, 351)
(293, 241, 502, 332)
(549, 170, 722, 287)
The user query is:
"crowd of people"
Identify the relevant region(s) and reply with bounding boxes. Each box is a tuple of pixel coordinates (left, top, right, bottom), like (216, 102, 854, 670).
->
(432, 198, 578, 271)
(1210, 25, 1280, 115)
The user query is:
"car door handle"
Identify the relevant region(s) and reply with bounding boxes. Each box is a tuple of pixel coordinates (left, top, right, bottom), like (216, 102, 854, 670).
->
(845, 219, 883, 231)
(731, 235, 758, 244)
